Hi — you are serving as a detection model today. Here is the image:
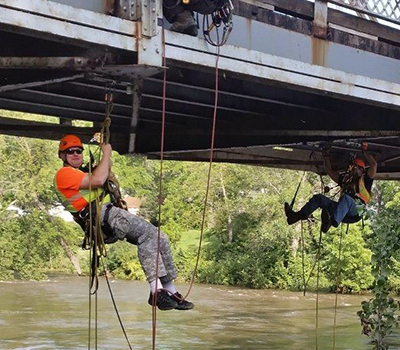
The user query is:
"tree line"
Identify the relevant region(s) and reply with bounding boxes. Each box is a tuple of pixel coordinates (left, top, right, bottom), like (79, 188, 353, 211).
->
(0, 112, 400, 297)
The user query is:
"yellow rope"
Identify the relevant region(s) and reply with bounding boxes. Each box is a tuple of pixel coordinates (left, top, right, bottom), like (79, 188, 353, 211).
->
(87, 91, 113, 349)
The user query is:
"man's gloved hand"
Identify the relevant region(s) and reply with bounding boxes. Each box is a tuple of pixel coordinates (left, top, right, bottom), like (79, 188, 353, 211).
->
(100, 143, 112, 155)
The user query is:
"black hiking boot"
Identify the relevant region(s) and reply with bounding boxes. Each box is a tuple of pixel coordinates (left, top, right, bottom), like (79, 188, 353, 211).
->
(171, 292, 194, 310)
(321, 209, 332, 233)
(284, 202, 303, 225)
(148, 290, 178, 311)
(170, 11, 198, 36)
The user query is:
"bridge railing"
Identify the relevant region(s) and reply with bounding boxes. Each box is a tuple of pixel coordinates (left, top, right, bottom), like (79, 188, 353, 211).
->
(328, 0, 400, 25)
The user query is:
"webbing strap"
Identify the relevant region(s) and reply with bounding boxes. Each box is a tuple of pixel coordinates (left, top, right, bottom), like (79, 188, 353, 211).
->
(290, 151, 314, 209)
(290, 170, 306, 209)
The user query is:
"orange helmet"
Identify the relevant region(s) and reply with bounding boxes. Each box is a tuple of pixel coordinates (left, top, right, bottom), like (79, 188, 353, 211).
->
(353, 158, 365, 169)
(59, 134, 83, 152)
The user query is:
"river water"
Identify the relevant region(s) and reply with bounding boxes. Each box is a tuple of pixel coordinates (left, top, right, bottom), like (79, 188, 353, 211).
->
(1, 276, 399, 350)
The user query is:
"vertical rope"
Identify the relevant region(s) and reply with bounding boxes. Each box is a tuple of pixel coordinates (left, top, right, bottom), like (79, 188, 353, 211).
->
(95, 291, 98, 350)
(152, 19, 221, 350)
(102, 259, 133, 350)
(315, 228, 323, 350)
(332, 223, 347, 349)
(88, 244, 92, 350)
(88, 153, 94, 350)
(183, 43, 221, 300)
(315, 260, 320, 350)
(304, 221, 320, 294)
(86, 94, 112, 349)
(301, 220, 307, 296)
(152, 22, 168, 350)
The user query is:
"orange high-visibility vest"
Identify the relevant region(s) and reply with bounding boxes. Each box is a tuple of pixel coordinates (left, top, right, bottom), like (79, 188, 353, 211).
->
(54, 166, 110, 213)
(355, 177, 372, 204)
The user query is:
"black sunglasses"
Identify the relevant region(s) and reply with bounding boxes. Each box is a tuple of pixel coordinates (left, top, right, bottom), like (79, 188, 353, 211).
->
(66, 148, 83, 155)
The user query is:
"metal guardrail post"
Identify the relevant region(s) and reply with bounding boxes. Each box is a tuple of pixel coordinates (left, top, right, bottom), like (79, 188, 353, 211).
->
(313, 0, 328, 38)
(138, 0, 163, 66)
(141, 0, 158, 37)
(114, 0, 140, 20)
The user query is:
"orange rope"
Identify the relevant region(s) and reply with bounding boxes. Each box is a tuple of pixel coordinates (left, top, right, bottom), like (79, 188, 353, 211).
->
(152, 23, 221, 350)
(152, 24, 168, 350)
(183, 44, 221, 300)
(332, 223, 346, 349)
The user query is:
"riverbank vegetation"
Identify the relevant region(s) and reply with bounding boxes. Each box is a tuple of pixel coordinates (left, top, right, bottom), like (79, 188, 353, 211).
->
(1, 112, 400, 297)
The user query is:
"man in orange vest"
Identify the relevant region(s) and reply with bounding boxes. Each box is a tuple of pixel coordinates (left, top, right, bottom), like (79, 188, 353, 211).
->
(284, 142, 377, 233)
(55, 135, 193, 311)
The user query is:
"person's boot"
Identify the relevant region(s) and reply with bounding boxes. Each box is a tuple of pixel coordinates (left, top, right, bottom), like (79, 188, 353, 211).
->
(321, 209, 332, 233)
(170, 292, 194, 310)
(170, 11, 198, 36)
(284, 202, 303, 225)
(148, 289, 178, 310)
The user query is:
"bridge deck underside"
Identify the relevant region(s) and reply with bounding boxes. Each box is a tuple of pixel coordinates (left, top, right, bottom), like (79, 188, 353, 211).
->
(2, 61, 400, 179)
(141, 64, 400, 179)
(1, 0, 400, 178)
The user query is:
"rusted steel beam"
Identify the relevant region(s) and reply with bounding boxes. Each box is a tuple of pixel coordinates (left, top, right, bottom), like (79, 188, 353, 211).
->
(137, 129, 400, 137)
(379, 153, 400, 164)
(365, 141, 400, 151)
(0, 115, 135, 134)
(0, 57, 103, 69)
(0, 96, 131, 123)
(0, 74, 84, 93)
(0, 115, 131, 153)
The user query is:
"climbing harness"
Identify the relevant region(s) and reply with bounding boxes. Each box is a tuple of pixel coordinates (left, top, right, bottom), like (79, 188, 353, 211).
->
(164, 0, 234, 45)
(290, 144, 372, 350)
(201, 0, 234, 46)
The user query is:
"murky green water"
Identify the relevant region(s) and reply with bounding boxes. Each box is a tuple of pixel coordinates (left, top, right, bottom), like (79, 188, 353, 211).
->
(0, 276, 399, 350)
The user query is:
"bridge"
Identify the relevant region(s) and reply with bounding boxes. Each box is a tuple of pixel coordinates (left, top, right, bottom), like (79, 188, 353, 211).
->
(1, 0, 400, 178)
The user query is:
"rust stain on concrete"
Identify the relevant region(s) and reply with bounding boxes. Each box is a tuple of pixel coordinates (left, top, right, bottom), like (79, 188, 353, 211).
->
(311, 37, 328, 67)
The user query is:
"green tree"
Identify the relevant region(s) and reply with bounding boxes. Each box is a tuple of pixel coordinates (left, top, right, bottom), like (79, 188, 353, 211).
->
(358, 182, 400, 349)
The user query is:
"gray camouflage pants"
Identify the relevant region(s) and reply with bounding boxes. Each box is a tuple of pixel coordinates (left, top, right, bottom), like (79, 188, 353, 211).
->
(101, 205, 177, 283)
